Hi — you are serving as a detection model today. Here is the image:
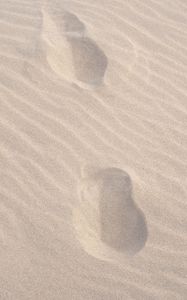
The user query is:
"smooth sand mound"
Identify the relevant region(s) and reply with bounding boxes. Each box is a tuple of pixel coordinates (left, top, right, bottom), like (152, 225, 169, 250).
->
(41, 7, 107, 88)
(73, 166, 148, 261)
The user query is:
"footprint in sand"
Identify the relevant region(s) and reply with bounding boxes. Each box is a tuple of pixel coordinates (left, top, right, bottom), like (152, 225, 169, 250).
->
(41, 5, 108, 89)
(73, 166, 148, 261)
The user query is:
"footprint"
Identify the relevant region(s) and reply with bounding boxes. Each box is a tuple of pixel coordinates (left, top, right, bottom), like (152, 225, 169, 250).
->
(73, 166, 148, 261)
(41, 6, 108, 88)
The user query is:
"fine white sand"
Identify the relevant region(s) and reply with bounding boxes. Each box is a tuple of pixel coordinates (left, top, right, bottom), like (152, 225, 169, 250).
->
(0, 0, 187, 299)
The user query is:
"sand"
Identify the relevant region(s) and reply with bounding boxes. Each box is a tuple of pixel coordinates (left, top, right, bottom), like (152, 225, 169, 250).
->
(0, 0, 187, 299)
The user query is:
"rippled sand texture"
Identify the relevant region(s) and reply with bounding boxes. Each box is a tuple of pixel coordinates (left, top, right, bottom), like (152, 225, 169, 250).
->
(0, 0, 187, 299)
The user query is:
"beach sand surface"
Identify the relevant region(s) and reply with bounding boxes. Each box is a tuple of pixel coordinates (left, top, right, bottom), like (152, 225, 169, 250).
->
(0, 0, 187, 299)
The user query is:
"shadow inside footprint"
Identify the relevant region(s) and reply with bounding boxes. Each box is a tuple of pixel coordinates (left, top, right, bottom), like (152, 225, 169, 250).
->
(61, 11, 86, 36)
(68, 37, 108, 86)
(98, 168, 148, 255)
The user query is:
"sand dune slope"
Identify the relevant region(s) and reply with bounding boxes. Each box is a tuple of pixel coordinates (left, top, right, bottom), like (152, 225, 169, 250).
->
(0, 0, 187, 299)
